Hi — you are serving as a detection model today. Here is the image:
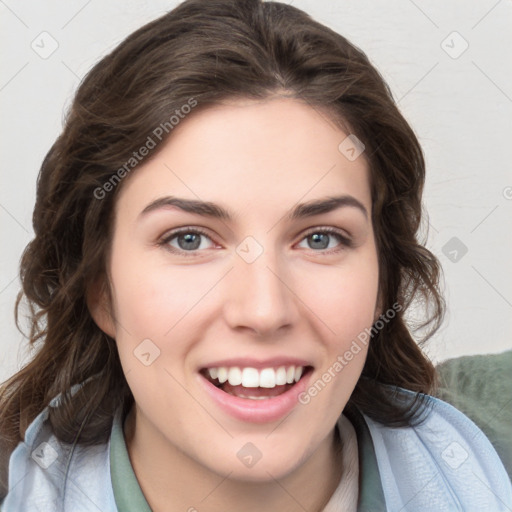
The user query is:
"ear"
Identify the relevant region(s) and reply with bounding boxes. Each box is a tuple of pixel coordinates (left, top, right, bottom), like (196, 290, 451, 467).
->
(86, 276, 116, 339)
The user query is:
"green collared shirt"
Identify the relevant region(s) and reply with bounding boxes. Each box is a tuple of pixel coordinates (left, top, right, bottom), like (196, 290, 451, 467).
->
(109, 406, 386, 511)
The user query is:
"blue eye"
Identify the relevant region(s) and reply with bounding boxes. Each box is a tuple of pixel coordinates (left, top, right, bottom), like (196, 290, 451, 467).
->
(159, 226, 352, 257)
(161, 228, 214, 255)
(297, 229, 352, 252)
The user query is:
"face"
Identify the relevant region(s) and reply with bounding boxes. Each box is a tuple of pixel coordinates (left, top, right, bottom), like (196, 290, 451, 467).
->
(91, 97, 380, 483)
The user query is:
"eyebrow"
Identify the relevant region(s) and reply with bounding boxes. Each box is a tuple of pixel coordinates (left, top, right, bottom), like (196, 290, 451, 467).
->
(138, 194, 368, 222)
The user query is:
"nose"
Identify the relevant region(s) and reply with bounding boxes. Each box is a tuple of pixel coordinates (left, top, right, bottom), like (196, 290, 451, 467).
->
(222, 249, 300, 337)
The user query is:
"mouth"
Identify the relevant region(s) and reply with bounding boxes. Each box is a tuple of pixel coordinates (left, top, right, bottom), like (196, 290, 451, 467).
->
(199, 364, 314, 400)
(197, 362, 314, 423)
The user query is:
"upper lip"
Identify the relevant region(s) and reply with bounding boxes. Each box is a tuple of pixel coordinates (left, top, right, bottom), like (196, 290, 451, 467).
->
(199, 357, 314, 371)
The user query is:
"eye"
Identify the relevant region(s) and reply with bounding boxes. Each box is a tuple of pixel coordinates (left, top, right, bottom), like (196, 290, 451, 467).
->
(159, 226, 352, 257)
(160, 228, 216, 255)
(296, 228, 352, 252)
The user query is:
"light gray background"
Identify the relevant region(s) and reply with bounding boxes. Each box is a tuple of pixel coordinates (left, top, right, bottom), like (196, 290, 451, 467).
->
(1, 0, 511, 383)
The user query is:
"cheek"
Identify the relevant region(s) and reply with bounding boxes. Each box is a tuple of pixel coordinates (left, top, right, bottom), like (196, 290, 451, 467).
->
(297, 256, 379, 341)
(110, 251, 213, 338)
(108, 254, 206, 411)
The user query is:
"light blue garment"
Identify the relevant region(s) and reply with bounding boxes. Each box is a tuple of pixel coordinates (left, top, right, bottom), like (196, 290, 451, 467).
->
(365, 392, 512, 511)
(2, 403, 117, 512)
(2, 390, 511, 511)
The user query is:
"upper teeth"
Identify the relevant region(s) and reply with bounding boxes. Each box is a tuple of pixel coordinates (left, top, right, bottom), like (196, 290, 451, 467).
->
(207, 366, 304, 388)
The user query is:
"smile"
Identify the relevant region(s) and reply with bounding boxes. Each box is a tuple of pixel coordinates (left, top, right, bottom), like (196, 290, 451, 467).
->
(198, 360, 314, 423)
(206, 364, 305, 388)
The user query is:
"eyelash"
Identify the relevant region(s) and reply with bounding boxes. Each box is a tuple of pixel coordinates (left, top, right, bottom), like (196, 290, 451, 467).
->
(158, 226, 353, 258)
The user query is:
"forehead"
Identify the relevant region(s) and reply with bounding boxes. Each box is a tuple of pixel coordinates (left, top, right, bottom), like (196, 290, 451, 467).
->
(114, 97, 371, 224)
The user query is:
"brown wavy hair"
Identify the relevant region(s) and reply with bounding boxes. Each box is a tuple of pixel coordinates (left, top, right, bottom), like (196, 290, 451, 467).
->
(0, 0, 444, 496)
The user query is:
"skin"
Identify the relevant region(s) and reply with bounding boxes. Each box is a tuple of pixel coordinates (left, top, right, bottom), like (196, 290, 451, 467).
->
(89, 96, 380, 512)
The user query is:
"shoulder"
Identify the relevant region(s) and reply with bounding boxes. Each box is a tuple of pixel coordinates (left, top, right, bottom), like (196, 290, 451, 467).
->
(1, 405, 117, 512)
(362, 389, 512, 511)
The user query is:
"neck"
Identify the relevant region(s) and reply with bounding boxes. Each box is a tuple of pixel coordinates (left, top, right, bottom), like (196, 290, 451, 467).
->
(123, 405, 345, 512)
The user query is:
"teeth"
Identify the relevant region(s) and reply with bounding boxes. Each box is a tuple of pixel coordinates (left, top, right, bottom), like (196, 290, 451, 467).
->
(206, 365, 306, 388)
(217, 367, 228, 384)
(227, 367, 242, 386)
(235, 394, 272, 400)
(259, 368, 275, 388)
(276, 366, 287, 385)
(241, 368, 259, 387)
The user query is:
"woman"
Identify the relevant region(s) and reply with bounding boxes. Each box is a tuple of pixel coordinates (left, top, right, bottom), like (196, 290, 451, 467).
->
(1, 0, 510, 510)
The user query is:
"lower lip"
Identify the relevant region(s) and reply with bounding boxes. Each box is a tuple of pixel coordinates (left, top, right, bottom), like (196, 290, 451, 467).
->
(198, 370, 312, 424)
